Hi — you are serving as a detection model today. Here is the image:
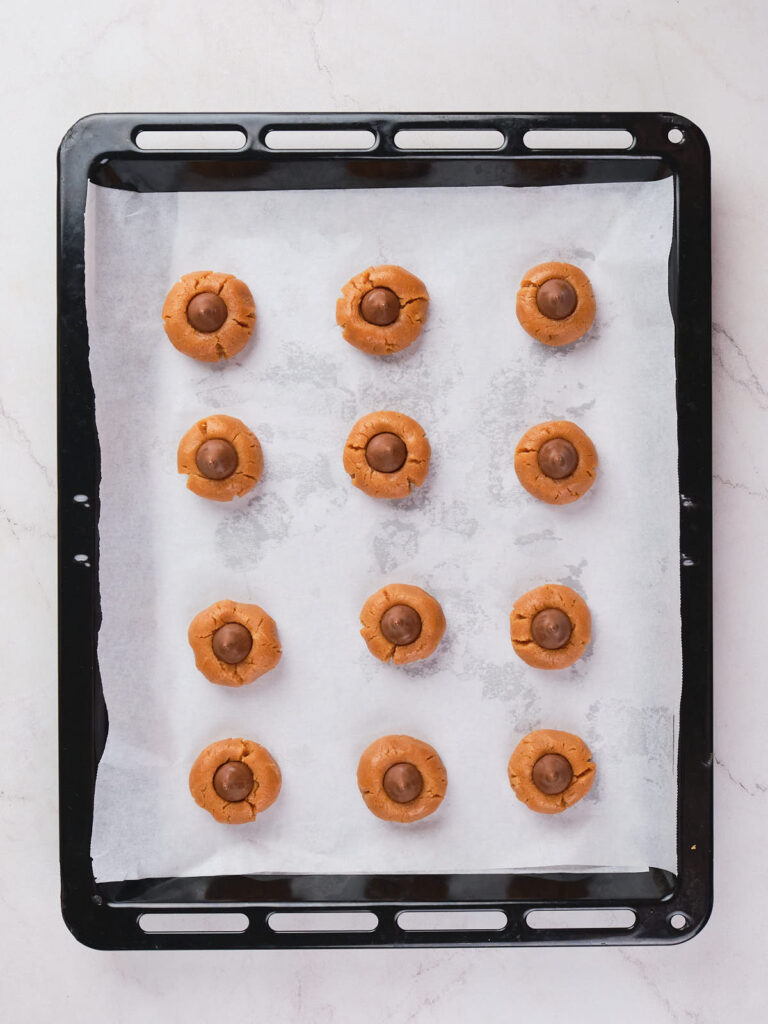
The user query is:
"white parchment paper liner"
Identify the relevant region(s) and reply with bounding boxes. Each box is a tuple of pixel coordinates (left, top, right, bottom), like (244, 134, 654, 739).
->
(85, 178, 680, 880)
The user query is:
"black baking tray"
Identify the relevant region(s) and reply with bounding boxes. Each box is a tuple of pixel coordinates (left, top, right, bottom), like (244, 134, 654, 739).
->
(58, 112, 712, 949)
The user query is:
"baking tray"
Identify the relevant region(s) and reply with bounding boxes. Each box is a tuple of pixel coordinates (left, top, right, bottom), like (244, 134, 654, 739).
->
(58, 112, 712, 949)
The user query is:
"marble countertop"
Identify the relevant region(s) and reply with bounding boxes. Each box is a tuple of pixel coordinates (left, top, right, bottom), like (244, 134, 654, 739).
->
(1, 0, 764, 1020)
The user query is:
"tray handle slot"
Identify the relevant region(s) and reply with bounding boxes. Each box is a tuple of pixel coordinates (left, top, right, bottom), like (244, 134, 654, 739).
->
(523, 129, 634, 150)
(397, 910, 507, 932)
(267, 911, 378, 933)
(138, 911, 249, 933)
(263, 129, 376, 151)
(525, 908, 636, 930)
(133, 128, 247, 151)
(393, 128, 505, 151)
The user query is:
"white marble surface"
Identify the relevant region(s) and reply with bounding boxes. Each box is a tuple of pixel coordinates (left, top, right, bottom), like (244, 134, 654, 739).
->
(0, 0, 765, 1019)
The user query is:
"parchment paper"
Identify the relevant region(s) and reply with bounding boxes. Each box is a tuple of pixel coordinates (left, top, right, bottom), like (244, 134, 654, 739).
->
(86, 177, 680, 881)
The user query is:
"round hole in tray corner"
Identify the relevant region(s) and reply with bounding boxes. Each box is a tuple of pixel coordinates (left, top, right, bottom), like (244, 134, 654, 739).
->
(669, 911, 690, 931)
(668, 127, 685, 145)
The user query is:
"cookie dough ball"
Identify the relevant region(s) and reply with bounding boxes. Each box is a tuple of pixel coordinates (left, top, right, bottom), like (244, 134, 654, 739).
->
(516, 261, 595, 346)
(360, 583, 446, 665)
(162, 271, 256, 362)
(357, 734, 447, 822)
(336, 265, 429, 355)
(177, 414, 263, 502)
(343, 411, 431, 499)
(188, 599, 281, 686)
(510, 584, 590, 670)
(189, 738, 282, 824)
(514, 419, 597, 505)
(507, 729, 595, 814)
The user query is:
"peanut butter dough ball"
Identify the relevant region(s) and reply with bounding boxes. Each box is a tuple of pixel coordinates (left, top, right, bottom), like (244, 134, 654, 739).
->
(189, 737, 282, 824)
(360, 583, 446, 665)
(177, 414, 263, 502)
(336, 265, 429, 355)
(514, 420, 597, 505)
(343, 410, 431, 499)
(162, 271, 256, 361)
(188, 599, 281, 686)
(507, 729, 595, 814)
(516, 261, 595, 346)
(357, 734, 447, 822)
(510, 584, 591, 670)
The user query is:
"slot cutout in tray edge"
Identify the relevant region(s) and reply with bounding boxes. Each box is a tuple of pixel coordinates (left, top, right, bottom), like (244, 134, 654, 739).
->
(268, 911, 379, 933)
(398, 910, 507, 932)
(134, 129, 247, 151)
(523, 129, 634, 150)
(526, 908, 637, 930)
(139, 912, 249, 933)
(264, 129, 376, 151)
(394, 129, 505, 150)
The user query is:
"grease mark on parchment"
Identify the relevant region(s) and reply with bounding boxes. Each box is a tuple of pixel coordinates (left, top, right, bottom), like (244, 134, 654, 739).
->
(216, 492, 293, 568)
